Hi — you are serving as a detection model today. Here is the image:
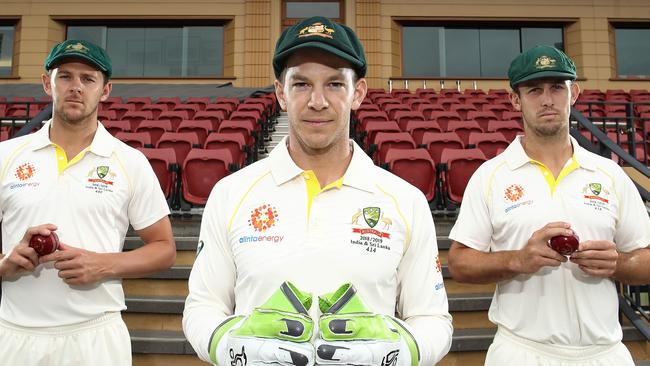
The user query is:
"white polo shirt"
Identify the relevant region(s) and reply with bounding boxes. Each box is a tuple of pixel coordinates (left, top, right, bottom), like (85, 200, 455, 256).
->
(183, 137, 452, 364)
(449, 135, 650, 346)
(0, 120, 170, 327)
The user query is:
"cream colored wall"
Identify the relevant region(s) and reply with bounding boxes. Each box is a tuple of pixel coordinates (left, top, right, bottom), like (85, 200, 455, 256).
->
(1, 0, 649, 92)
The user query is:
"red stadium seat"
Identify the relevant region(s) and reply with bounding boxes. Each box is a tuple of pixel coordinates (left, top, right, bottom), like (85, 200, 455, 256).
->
(156, 132, 201, 165)
(468, 132, 510, 158)
(466, 110, 498, 131)
(115, 132, 152, 149)
(428, 111, 462, 130)
(137, 147, 178, 200)
(205, 132, 247, 169)
(182, 149, 233, 205)
(173, 104, 200, 119)
(446, 120, 483, 146)
(403, 120, 442, 145)
(214, 97, 240, 110)
(155, 97, 182, 109)
(421, 131, 464, 164)
(126, 97, 152, 110)
(218, 119, 257, 147)
(487, 120, 524, 142)
(449, 103, 478, 120)
(362, 120, 401, 149)
(501, 111, 523, 123)
(440, 148, 487, 204)
(98, 110, 118, 121)
(385, 104, 412, 120)
(177, 119, 213, 145)
(194, 110, 228, 130)
(107, 103, 136, 120)
(102, 120, 131, 135)
(384, 148, 437, 202)
(393, 110, 425, 130)
(483, 104, 512, 120)
(186, 97, 211, 110)
(140, 104, 169, 119)
(122, 110, 154, 130)
(371, 132, 416, 164)
(135, 119, 173, 145)
(158, 111, 192, 130)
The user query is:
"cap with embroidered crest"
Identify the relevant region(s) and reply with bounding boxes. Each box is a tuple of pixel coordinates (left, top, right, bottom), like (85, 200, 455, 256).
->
(507, 45, 576, 89)
(273, 16, 367, 78)
(44, 39, 112, 79)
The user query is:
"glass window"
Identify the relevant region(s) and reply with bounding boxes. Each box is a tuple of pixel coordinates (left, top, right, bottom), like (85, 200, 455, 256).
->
(615, 27, 650, 78)
(0, 26, 15, 77)
(67, 24, 224, 78)
(286, 1, 340, 19)
(402, 24, 564, 78)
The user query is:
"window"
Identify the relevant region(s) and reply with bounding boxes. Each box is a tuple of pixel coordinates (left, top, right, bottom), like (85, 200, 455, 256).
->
(614, 25, 650, 78)
(0, 25, 15, 77)
(402, 24, 564, 78)
(67, 24, 224, 78)
(282, 1, 343, 29)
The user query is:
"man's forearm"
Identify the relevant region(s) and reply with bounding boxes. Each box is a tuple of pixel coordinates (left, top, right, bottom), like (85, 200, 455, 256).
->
(448, 243, 521, 284)
(104, 240, 176, 279)
(613, 247, 650, 285)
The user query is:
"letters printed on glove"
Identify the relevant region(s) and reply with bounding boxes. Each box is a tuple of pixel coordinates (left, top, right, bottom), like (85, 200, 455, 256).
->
(314, 283, 420, 366)
(209, 282, 315, 366)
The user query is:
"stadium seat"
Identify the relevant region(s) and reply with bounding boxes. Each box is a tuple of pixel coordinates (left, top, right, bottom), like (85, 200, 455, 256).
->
(158, 111, 192, 130)
(186, 97, 211, 110)
(154, 97, 182, 109)
(468, 132, 510, 158)
(137, 147, 178, 201)
(487, 120, 524, 142)
(214, 97, 240, 110)
(126, 97, 152, 110)
(483, 104, 511, 120)
(218, 119, 257, 147)
(156, 132, 201, 165)
(384, 148, 437, 202)
(107, 103, 136, 120)
(403, 120, 442, 145)
(115, 131, 152, 149)
(371, 132, 416, 164)
(173, 104, 200, 118)
(98, 110, 118, 121)
(194, 110, 228, 130)
(385, 104, 412, 120)
(446, 120, 483, 146)
(102, 120, 131, 135)
(440, 148, 487, 204)
(101, 120, 131, 136)
(437, 96, 462, 111)
(205, 132, 247, 168)
(501, 111, 523, 123)
(362, 120, 401, 149)
(449, 103, 478, 120)
(135, 119, 173, 145)
(177, 119, 213, 145)
(467, 110, 498, 131)
(393, 110, 425, 130)
(421, 131, 464, 163)
(140, 104, 169, 119)
(418, 104, 446, 119)
(429, 111, 462, 130)
(182, 149, 234, 205)
(122, 110, 154, 130)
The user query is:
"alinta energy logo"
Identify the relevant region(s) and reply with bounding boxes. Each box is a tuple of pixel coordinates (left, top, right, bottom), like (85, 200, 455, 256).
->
(504, 184, 524, 202)
(15, 162, 35, 181)
(248, 204, 279, 232)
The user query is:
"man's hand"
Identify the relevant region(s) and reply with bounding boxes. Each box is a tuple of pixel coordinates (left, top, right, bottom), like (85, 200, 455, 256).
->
(209, 282, 315, 366)
(39, 243, 113, 286)
(570, 240, 618, 278)
(314, 283, 419, 366)
(510, 222, 571, 275)
(0, 224, 56, 277)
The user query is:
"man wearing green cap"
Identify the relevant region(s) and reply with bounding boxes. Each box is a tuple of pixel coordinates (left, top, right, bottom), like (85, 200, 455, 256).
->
(0, 39, 176, 365)
(183, 16, 452, 366)
(447, 45, 650, 365)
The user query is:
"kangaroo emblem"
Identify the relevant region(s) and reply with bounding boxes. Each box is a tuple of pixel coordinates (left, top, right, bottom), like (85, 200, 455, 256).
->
(380, 212, 392, 230)
(351, 209, 362, 225)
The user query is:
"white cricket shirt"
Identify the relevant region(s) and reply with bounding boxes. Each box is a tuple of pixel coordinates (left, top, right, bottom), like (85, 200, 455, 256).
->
(183, 137, 452, 364)
(449, 135, 650, 346)
(0, 120, 170, 326)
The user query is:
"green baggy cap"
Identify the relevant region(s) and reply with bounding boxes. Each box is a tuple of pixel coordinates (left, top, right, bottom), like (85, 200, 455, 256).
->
(45, 39, 112, 79)
(508, 45, 576, 89)
(273, 16, 367, 79)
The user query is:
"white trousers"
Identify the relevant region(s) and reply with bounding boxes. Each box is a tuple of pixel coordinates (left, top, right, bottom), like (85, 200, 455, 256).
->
(0, 312, 131, 366)
(485, 327, 634, 366)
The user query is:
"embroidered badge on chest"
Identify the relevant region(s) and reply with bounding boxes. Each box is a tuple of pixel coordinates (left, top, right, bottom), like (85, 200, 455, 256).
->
(350, 207, 392, 253)
(86, 165, 116, 194)
(581, 182, 611, 211)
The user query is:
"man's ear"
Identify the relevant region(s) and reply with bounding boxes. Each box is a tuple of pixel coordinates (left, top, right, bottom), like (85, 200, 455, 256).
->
(570, 82, 580, 106)
(274, 79, 287, 111)
(42, 73, 53, 96)
(351, 77, 367, 111)
(509, 90, 521, 112)
(100, 81, 112, 102)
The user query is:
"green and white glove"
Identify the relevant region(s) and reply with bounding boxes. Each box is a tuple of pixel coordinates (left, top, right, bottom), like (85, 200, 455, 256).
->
(209, 282, 315, 366)
(314, 283, 420, 366)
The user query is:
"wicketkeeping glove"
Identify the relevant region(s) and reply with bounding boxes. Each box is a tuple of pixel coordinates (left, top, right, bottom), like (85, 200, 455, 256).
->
(314, 283, 420, 366)
(209, 282, 315, 366)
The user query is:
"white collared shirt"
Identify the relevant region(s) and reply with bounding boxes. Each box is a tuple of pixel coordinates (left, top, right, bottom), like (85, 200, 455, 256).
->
(449, 135, 650, 345)
(183, 137, 452, 364)
(0, 120, 169, 326)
